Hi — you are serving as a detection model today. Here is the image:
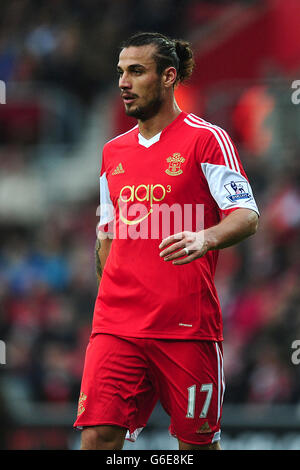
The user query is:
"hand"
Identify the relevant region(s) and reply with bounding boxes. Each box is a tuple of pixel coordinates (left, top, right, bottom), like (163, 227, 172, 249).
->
(159, 230, 209, 265)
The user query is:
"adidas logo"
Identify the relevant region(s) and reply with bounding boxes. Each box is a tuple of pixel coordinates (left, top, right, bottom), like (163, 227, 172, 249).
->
(112, 163, 125, 175)
(196, 422, 212, 434)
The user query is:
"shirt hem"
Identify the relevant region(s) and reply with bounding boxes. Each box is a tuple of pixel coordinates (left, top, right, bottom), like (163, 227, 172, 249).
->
(91, 327, 223, 342)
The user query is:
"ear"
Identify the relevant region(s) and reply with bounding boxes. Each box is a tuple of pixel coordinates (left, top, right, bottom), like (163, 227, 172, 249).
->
(162, 67, 177, 88)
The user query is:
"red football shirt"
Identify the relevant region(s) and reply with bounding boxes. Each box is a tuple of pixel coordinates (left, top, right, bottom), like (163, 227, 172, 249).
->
(92, 111, 259, 341)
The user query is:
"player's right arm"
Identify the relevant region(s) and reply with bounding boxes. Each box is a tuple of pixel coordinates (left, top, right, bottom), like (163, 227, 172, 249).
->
(96, 149, 114, 285)
(95, 236, 112, 286)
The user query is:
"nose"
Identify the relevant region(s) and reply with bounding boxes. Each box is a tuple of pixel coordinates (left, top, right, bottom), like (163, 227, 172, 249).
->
(119, 72, 132, 90)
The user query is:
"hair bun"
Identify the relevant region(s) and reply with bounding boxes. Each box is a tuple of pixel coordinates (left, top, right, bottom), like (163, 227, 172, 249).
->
(174, 39, 194, 84)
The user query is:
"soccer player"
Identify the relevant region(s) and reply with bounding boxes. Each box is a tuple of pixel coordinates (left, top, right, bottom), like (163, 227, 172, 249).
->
(74, 32, 259, 450)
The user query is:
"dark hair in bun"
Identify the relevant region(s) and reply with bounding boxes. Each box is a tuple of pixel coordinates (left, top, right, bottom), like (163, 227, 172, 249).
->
(174, 39, 194, 84)
(121, 32, 195, 85)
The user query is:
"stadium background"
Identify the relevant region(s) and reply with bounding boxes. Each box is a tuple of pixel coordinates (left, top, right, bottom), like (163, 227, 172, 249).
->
(0, 0, 300, 450)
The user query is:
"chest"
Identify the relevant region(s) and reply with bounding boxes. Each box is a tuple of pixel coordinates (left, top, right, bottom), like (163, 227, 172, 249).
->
(105, 139, 205, 206)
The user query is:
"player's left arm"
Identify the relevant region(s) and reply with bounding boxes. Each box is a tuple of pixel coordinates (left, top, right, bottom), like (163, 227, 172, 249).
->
(159, 208, 258, 265)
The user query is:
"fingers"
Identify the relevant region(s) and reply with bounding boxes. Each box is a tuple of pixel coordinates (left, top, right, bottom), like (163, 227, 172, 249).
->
(159, 232, 184, 250)
(162, 248, 198, 264)
(159, 232, 196, 264)
(159, 239, 186, 258)
(172, 252, 198, 265)
(162, 247, 190, 262)
(159, 231, 206, 265)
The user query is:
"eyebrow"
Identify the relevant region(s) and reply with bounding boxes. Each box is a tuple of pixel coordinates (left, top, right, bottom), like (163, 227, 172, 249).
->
(117, 64, 147, 72)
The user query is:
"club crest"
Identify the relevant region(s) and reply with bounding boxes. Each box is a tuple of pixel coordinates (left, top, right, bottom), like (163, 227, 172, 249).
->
(165, 153, 185, 176)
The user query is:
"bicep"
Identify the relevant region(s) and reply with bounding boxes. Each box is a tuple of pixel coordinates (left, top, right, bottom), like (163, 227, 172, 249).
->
(222, 207, 259, 232)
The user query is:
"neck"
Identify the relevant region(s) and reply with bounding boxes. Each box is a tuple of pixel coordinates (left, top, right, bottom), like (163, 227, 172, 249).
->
(138, 99, 181, 140)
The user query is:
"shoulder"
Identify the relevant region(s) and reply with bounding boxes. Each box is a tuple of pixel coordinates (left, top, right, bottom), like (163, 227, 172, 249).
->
(183, 113, 232, 144)
(103, 124, 138, 152)
(185, 114, 241, 170)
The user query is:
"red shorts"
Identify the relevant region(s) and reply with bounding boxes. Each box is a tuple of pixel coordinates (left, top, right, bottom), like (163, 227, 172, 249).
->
(74, 333, 225, 446)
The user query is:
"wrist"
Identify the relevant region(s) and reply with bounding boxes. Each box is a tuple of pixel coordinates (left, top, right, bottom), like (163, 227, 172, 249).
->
(202, 228, 219, 251)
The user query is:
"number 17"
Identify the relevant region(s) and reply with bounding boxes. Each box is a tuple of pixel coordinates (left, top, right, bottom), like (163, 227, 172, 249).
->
(186, 384, 213, 419)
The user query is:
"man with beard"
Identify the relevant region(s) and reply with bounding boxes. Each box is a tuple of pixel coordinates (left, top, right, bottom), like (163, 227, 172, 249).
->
(74, 32, 259, 450)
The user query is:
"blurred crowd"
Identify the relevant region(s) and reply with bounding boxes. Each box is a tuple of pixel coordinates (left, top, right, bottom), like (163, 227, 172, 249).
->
(219, 153, 300, 405)
(0, 0, 300, 450)
(0, 0, 205, 106)
(0, 0, 258, 101)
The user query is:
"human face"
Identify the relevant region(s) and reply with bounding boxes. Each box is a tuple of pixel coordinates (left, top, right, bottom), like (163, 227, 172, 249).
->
(117, 45, 164, 121)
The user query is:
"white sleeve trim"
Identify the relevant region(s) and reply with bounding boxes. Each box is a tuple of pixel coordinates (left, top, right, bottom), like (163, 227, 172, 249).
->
(99, 172, 114, 229)
(201, 162, 259, 215)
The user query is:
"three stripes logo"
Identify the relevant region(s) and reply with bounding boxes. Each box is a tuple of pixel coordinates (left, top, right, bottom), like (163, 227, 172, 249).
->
(112, 163, 125, 175)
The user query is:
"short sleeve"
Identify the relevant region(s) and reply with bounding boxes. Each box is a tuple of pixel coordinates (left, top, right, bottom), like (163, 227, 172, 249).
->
(199, 127, 259, 217)
(97, 152, 115, 238)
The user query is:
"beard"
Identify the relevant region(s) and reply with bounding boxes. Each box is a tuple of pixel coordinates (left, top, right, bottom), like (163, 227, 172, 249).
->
(125, 88, 163, 121)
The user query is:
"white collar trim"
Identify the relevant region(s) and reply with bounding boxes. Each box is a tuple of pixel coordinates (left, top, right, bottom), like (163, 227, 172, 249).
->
(138, 131, 162, 148)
